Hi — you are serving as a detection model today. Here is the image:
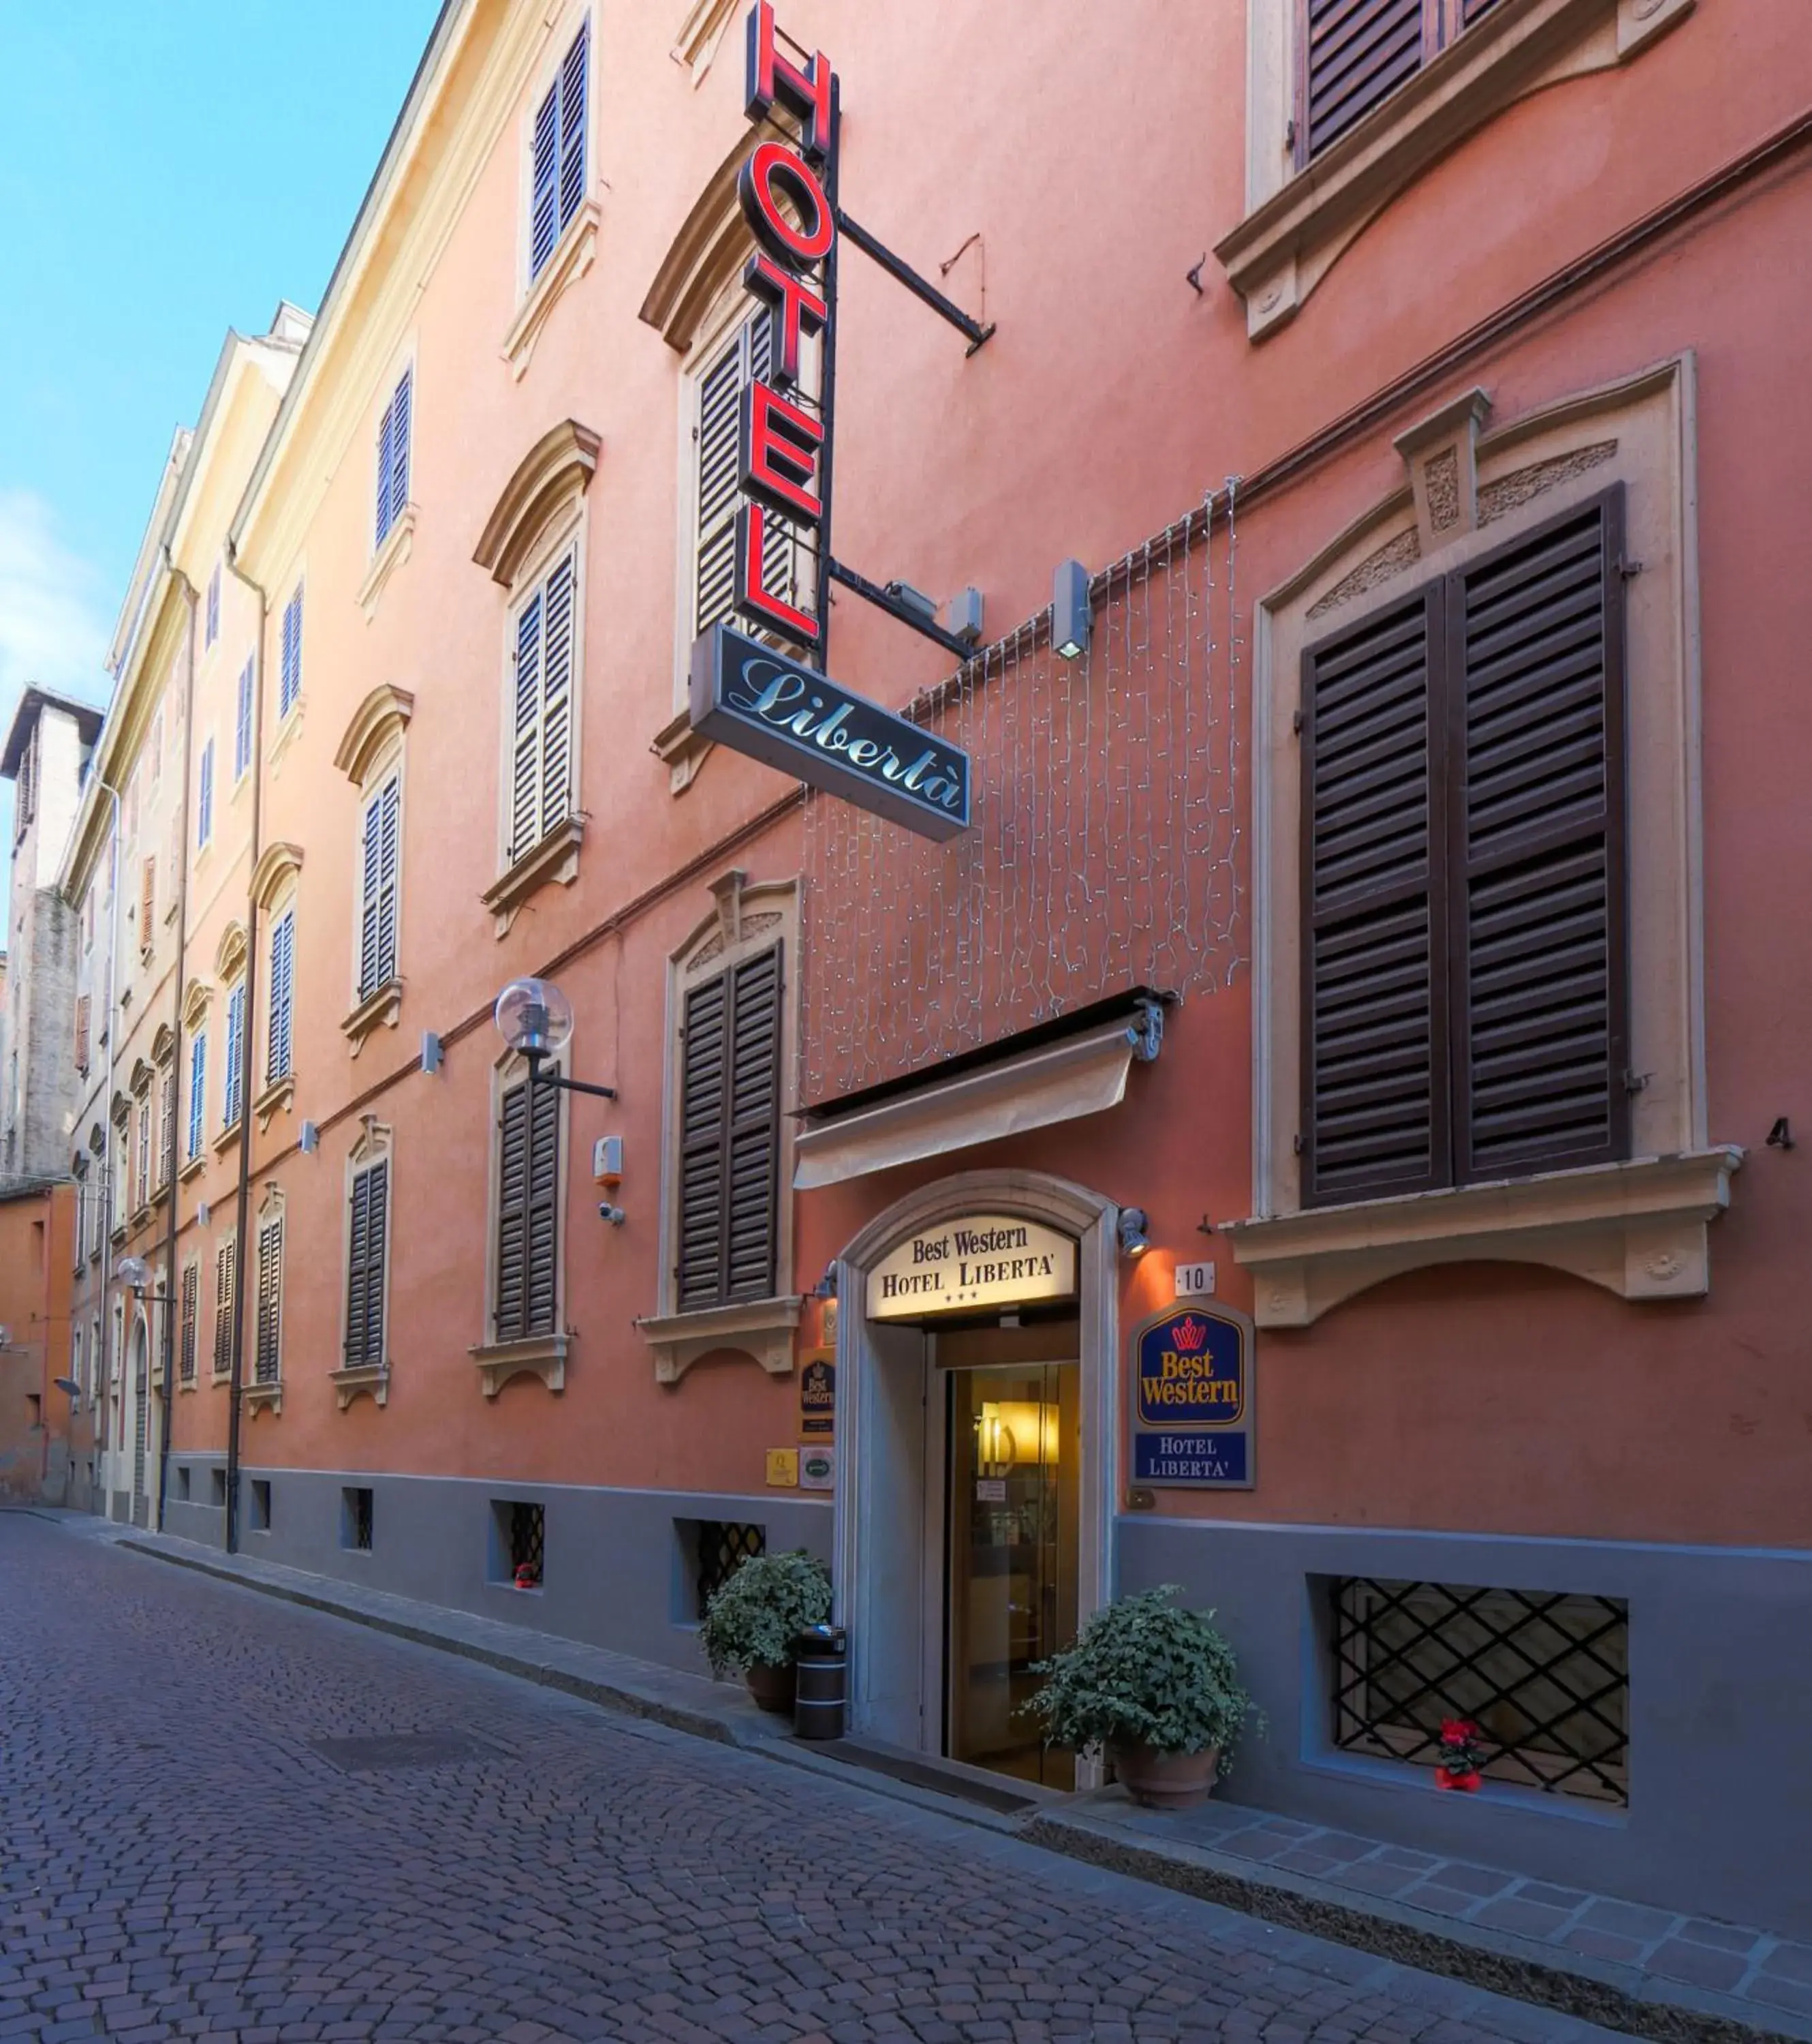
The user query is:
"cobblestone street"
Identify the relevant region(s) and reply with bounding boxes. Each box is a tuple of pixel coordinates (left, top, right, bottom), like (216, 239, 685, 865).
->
(1, 1514, 1619, 2044)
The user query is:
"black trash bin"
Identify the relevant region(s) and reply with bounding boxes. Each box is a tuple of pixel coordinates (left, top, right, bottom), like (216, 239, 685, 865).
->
(793, 1623, 847, 1740)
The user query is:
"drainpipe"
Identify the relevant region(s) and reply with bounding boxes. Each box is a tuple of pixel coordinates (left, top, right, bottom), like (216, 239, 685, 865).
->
(155, 550, 199, 1532)
(221, 540, 267, 1554)
(93, 775, 124, 1491)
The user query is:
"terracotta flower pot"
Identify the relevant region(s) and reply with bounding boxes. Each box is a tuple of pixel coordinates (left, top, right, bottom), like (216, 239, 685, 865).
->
(1111, 1743, 1220, 1810)
(1435, 1766, 1483, 1792)
(745, 1660, 797, 1714)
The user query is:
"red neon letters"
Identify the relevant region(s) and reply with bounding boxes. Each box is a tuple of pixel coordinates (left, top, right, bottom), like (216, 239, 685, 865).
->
(743, 0, 833, 162)
(731, 5, 837, 651)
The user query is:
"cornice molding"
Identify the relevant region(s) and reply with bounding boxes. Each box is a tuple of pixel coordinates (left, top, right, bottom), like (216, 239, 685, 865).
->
(472, 421, 601, 587)
(249, 841, 303, 911)
(638, 129, 762, 351)
(333, 685, 416, 785)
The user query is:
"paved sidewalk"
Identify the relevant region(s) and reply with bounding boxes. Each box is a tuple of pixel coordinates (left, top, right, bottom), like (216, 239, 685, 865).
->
(32, 1509, 1804, 2044)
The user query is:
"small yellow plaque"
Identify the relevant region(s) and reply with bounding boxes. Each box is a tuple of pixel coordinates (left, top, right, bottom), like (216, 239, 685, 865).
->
(765, 1448, 799, 1488)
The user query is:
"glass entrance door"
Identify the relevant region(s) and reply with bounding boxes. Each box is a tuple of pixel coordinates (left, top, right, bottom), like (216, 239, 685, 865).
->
(945, 1359, 1080, 1788)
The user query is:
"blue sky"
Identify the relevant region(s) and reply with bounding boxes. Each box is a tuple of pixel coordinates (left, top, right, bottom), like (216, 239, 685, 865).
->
(0, 1, 443, 921)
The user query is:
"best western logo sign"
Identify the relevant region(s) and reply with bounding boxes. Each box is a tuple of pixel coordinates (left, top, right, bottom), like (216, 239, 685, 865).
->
(1129, 1303, 1256, 1491)
(866, 1216, 1077, 1320)
(687, 4, 973, 843)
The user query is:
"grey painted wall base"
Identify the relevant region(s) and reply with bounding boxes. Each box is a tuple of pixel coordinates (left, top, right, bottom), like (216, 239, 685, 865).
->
(161, 1457, 833, 1680)
(1117, 1517, 1812, 1941)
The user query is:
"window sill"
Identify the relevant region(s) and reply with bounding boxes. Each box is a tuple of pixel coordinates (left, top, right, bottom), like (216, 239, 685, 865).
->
(253, 1075, 296, 1131)
(1225, 1146, 1743, 1327)
(635, 1295, 803, 1386)
(469, 1332, 569, 1400)
(1215, 0, 1693, 339)
(178, 1153, 206, 1185)
(480, 814, 587, 937)
(212, 1117, 244, 1158)
(243, 1380, 283, 1418)
(129, 1203, 153, 1232)
(341, 979, 403, 1057)
(331, 1362, 390, 1412)
(210, 1367, 232, 1387)
(358, 506, 417, 621)
(652, 708, 714, 796)
(269, 698, 307, 773)
(503, 198, 602, 381)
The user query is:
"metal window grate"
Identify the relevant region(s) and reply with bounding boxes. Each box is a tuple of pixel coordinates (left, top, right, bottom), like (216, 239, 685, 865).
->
(696, 1521, 765, 1615)
(507, 1502, 545, 1586)
(345, 1487, 374, 1552)
(1330, 1577, 1629, 1806)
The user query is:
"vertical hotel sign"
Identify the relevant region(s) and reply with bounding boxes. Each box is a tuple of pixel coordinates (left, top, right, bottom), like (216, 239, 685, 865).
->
(1129, 1303, 1255, 1489)
(687, 3, 973, 843)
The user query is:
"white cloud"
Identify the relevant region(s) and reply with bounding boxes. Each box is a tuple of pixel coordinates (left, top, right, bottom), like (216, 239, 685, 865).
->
(0, 489, 114, 715)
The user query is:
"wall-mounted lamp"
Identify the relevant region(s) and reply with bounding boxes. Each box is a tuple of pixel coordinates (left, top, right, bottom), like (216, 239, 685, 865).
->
(946, 586, 984, 647)
(1052, 559, 1091, 661)
(422, 1030, 443, 1076)
(493, 977, 617, 1100)
(1116, 1207, 1151, 1258)
(114, 1254, 151, 1292)
(299, 1121, 319, 1155)
(811, 1265, 839, 1301)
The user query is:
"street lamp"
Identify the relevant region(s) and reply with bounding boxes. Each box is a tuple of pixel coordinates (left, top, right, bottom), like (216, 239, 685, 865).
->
(493, 976, 617, 1100)
(114, 1254, 152, 1292)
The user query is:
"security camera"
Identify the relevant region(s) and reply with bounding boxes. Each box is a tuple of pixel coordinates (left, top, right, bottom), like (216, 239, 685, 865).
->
(597, 1204, 626, 1226)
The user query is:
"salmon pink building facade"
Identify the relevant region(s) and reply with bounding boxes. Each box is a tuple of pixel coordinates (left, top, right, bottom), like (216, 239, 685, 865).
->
(42, 0, 1812, 1936)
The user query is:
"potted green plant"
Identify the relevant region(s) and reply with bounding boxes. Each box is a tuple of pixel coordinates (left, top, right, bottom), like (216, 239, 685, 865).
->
(1025, 1584, 1253, 1808)
(698, 1549, 832, 1712)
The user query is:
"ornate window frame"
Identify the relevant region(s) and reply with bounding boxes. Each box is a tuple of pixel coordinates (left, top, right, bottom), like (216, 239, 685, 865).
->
(334, 685, 416, 1051)
(503, 4, 602, 379)
(636, 867, 803, 1384)
(474, 423, 599, 936)
(1219, 0, 1695, 339)
(1231, 355, 1738, 1325)
(334, 1115, 394, 1412)
(250, 844, 302, 1128)
(246, 1180, 285, 1416)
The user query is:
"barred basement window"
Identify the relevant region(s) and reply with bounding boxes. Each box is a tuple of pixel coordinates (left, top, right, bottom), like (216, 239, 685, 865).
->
(495, 1499, 545, 1588)
(343, 1486, 375, 1552)
(693, 1519, 765, 1617)
(1328, 1576, 1629, 1806)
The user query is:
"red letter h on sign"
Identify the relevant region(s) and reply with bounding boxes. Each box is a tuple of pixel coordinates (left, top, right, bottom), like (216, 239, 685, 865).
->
(745, 0, 833, 162)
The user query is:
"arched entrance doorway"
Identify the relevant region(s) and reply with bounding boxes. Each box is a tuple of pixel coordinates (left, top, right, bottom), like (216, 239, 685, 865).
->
(830, 1170, 1121, 1784)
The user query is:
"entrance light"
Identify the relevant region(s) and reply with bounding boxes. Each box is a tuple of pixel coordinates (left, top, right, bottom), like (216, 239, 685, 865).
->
(1052, 559, 1091, 660)
(1116, 1207, 1151, 1258)
(494, 977, 574, 1061)
(114, 1255, 151, 1290)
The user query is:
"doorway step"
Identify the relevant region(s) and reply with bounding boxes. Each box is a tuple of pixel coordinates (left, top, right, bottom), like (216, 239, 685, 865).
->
(770, 1734, 1072, 1821)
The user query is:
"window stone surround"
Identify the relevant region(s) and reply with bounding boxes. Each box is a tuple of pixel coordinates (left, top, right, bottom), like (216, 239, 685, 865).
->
(1235, 356, 1723, 1323)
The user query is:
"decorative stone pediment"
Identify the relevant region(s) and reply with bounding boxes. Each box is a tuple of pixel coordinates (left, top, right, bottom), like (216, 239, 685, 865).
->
(473, 421, 601, 587)
(333, 685, 414, 786)
(638, 131, 763, 351)
(250, 841, 303, 911)
(181, 979, 213, 1030)
(215, 921, 249, 982)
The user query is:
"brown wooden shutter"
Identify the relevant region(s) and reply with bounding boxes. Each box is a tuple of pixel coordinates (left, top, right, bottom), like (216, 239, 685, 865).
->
(495, 1077, 558, 1341)
(677, 974, 728, 1308)
(74, 995, 90, 1072)
(1299, 0, 1436, 163)
(255, 1219, 283, 1383)
(213, 1243, 235, 1376)
(1448, 489, 1627, 1182)
(725, 947, 782, 1301)
(140, 856, 156, 953)
(1300, 590, 1449, 1205)
(677, 944, 783, 1309)
(180, 1263, 198, 1382)
(345, 1162, 388, 1366)
(524, 1077, 560, 1336)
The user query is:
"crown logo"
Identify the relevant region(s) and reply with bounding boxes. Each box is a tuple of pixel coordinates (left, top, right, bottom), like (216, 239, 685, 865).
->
(1170, 1314, 1208, 1353)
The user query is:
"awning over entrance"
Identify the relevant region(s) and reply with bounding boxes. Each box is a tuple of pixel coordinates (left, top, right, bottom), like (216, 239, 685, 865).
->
(794, 1001, 1161, 1190)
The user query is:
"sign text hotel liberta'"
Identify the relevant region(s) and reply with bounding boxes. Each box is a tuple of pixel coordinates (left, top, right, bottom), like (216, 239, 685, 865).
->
(866, 1216, 1078, 1320)
(687, 3, 973, 843)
